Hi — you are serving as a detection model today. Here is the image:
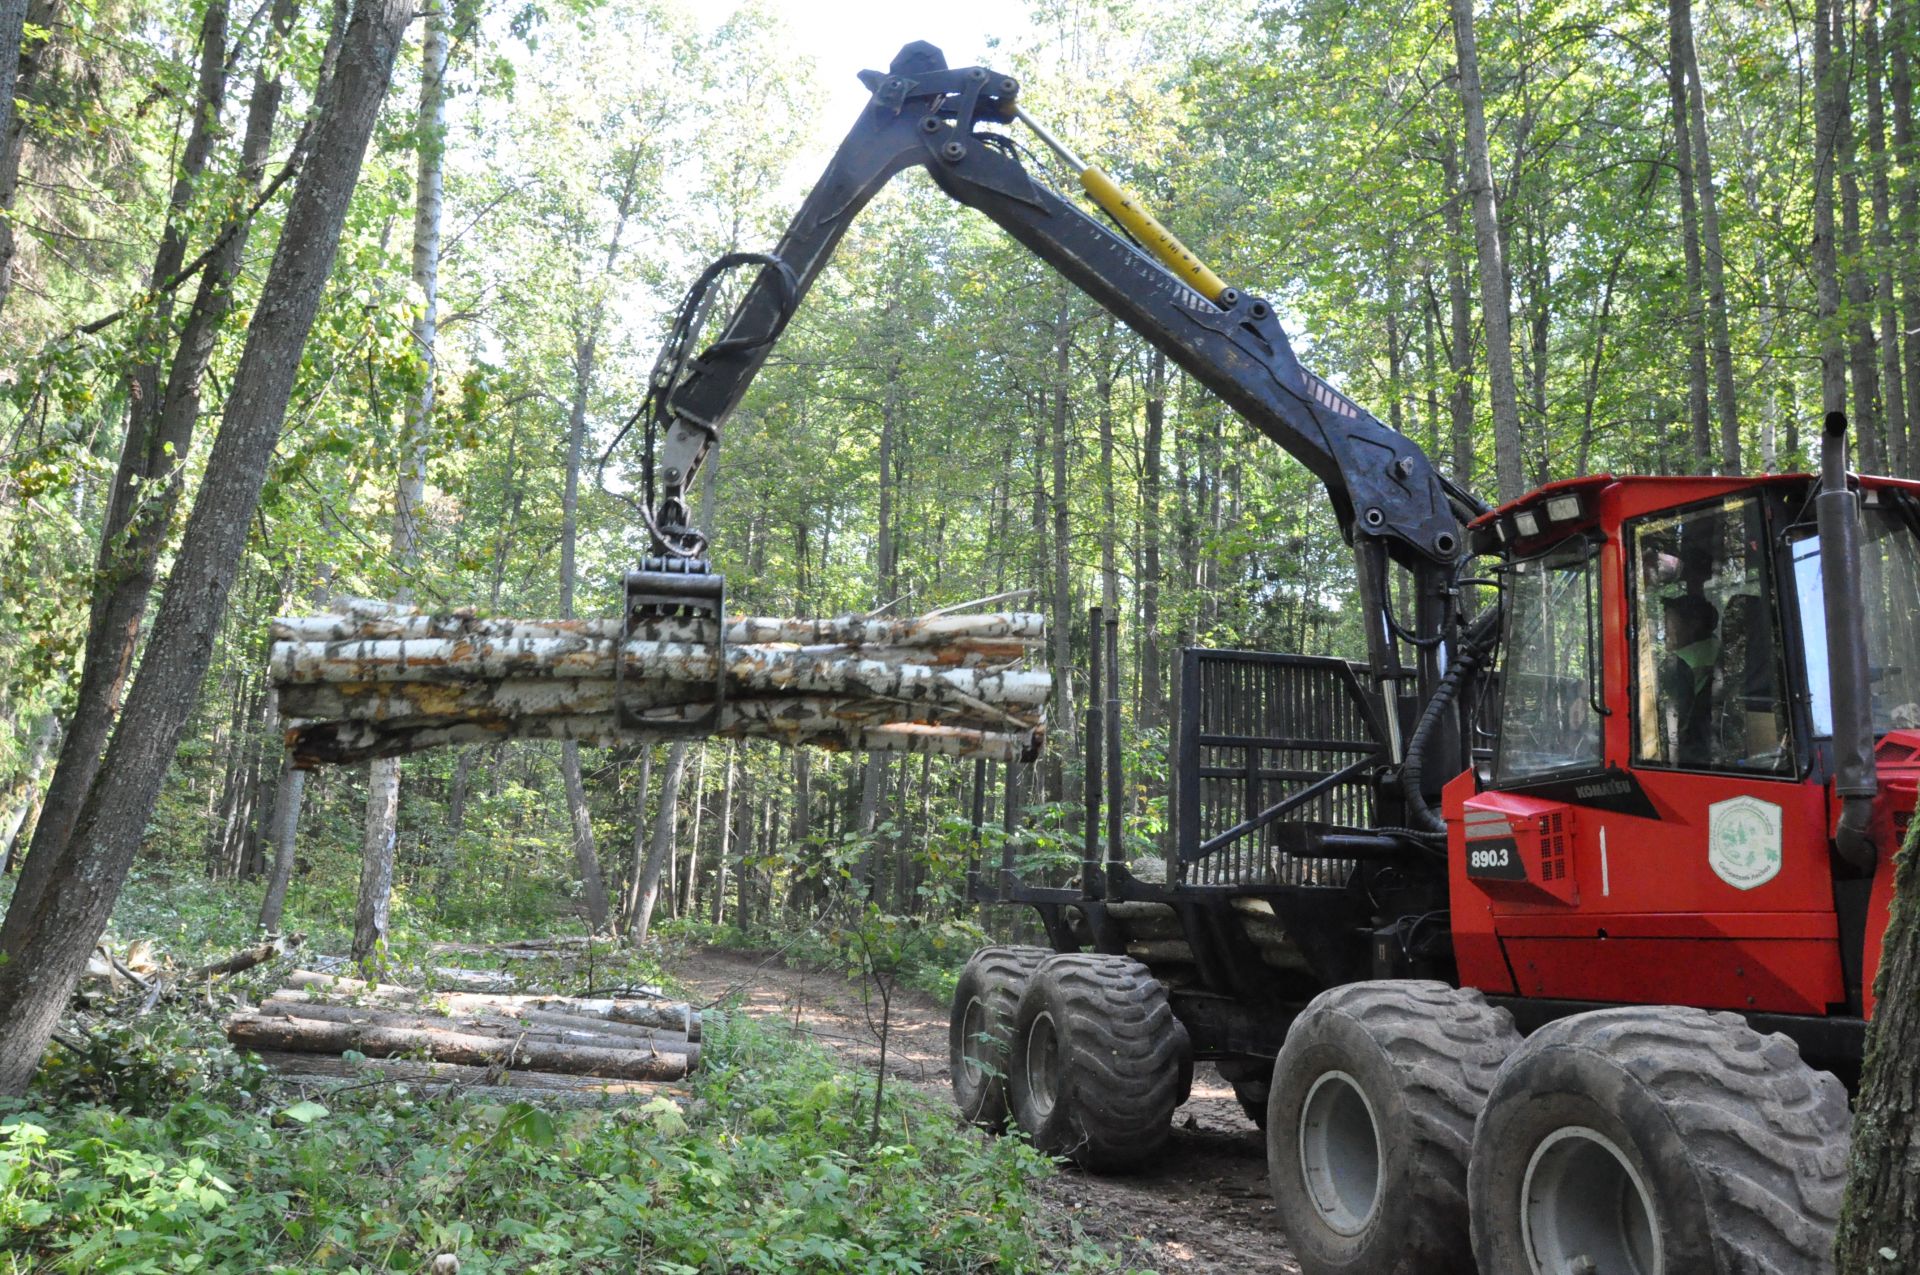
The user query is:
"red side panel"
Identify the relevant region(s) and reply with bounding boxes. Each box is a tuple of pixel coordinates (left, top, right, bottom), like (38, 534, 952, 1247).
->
(1501, 938, 1840, 1012)
(1447, 770, 1515, 995)
(1862, 731, 1920, 1019)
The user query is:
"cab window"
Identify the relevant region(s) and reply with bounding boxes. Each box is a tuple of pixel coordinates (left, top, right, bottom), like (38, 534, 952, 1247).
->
(1627, 494, 1792, 774)
(1494, 540, 1604, 783)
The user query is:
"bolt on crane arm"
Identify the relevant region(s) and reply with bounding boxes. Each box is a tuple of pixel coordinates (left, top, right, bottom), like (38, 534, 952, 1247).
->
(642, 40, 1475, 593)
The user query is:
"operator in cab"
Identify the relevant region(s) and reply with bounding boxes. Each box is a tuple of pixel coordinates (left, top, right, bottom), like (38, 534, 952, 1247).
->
(1659, 593, 1722, 767)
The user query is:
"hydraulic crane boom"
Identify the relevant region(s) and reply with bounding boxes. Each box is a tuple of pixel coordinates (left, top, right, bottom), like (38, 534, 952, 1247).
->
(635, 40, 1484, 730)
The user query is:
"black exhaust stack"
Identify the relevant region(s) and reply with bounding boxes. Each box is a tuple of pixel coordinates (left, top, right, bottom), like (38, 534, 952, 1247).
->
(1816, 411, 1879, 870)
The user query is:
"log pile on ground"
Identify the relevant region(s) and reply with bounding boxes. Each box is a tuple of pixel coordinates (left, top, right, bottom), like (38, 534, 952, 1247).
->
(268, 600, 1048, 766)
(229, 969, 704, 1093)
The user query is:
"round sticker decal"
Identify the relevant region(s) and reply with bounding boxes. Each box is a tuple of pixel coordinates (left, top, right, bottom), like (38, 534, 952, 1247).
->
(1707, 796, 1783, 890)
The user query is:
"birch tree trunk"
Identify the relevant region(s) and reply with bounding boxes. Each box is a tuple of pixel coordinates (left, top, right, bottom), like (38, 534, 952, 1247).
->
(1448, 0, 1525, 501)
(679, 745, 705, 918)
(357, 6, 446, 961)
(629, 741, 688, 947)
(0, 0, 413, 1098)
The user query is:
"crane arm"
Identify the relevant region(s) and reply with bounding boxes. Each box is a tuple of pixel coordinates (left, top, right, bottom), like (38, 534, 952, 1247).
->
(637, 42, 1477, 708)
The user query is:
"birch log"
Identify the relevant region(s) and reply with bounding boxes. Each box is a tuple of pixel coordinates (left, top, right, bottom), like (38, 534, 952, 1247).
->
(254, 999, 698, 1059)
(226, 1012, 692, 1080)
(280, 969, 697, 1035)
(268, 602, 1048, 767)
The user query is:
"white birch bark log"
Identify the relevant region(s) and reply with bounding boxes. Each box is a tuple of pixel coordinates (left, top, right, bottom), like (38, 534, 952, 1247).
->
(269, 606, 1050, 766)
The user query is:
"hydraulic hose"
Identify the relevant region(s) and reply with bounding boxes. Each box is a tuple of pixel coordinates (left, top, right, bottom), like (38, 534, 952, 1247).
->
(1401, 609, 1502, 835)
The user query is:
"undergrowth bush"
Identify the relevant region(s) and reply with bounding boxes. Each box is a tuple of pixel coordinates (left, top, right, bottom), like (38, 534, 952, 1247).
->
(1, 1006, 1134, 1273)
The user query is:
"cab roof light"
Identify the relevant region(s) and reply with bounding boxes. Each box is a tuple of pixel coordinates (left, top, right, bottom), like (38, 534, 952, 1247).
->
(1545, 493, 1584, 523)
(1513, 510, 1541, 538)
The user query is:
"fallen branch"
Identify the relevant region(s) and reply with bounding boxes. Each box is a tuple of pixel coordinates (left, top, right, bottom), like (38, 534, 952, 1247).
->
(181, 933, 304, 985)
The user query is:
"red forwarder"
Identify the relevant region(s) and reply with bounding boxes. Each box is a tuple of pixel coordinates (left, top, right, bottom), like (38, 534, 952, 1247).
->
(624, 41, 1920, 1274)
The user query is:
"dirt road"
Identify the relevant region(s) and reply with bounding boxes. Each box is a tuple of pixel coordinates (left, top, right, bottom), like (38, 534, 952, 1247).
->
(670, 948, 1300, 1275)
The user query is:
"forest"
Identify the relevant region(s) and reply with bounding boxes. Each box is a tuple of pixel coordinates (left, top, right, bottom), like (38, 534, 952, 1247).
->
(0, 0, 1918, 1269)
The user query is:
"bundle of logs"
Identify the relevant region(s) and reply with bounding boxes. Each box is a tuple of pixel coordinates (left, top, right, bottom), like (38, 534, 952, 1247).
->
(268, 602, 1049, 766)
(227, 970, 703, 1092)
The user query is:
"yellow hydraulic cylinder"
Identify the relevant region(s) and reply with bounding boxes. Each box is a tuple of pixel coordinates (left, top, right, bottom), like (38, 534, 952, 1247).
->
(1014, 107, 1231, 305)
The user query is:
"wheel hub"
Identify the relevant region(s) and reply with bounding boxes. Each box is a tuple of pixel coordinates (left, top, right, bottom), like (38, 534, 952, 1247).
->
(1521, 1126, 1661, 1275)
(1297, 1070, 1383, 1236)
(1024, 1010, 1061, 1120)
(958, 997, 993, 1095)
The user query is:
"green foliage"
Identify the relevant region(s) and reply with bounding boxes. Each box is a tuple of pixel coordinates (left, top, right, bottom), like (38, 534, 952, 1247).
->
(32, 1017, 271, 1115)
(0, 1008, 1133, 1273)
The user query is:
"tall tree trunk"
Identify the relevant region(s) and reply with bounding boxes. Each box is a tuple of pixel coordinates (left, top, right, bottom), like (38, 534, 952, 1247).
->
(1834, 825, 1920, 1271)
(1838, 0, 1885, 471)
(1448, 0, 1525, 501)
(735, 765, 754, 928)
(0, 715, 56, 874)
(1096, 317, 1118, 614)
(711, 741, 734, 924)
(1893, 0, 1920, 473)
(620, 748, 652, 926)
(1815, 0, 1851, 420)
(0, 0, 414, 1097)
(1049, 298, 1076, 758)
(628, 742, 688, 946)
(679, 745, 705, 918)
(0, 0, 57, 320)
(1140, 348, 1165, 727)
(0, 0, 290, 957)
(1675, 0, 1742, 471)
(0, 0, 27, 254)
(1575, 247, 1627, 477)
(1667, 0, 1714, 469)
(1866, 0, 1908, 473)
(1438, 139, 1476, 488)
(257, 763, 305, 932)
(1525, 223, 1551, 485)
(550, 149, 645, 936)
(356, 6, 447, 961)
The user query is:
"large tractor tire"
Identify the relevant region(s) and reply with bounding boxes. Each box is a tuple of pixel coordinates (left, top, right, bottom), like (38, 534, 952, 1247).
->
(949, 945, 1050, 1130)
(1267, 980, 1520, 1275)
(1215, 1058, 1271, 1129)
(1467, 1006, 1851, 1275)
(1006, 953, 1191, 1172)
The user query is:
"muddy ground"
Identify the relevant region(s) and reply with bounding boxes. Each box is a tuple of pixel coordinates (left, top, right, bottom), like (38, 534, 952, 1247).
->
(669, 947, 1300, 1275)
